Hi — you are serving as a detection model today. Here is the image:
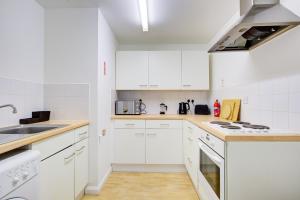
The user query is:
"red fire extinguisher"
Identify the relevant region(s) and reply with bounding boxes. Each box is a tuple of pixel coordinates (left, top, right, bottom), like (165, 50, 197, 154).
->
(214, 99, 221, 117)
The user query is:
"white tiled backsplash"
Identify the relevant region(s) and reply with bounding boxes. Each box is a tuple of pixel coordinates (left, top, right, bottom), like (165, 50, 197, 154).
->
(0, 77, 43, 128)
(209, 74, 300, 130)
(44, 83, 90, 120)
(117, 91, 209, 114)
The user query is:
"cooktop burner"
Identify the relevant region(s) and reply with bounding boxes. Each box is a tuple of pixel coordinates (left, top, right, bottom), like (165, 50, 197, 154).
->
(210, 121, 231, 126)
(233, 121, 251, 125)
(243, 124, 270, 130)
(221, 125, 241, 130)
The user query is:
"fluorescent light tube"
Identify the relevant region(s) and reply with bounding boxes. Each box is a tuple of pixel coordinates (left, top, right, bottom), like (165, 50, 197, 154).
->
(138, 0, 149, 32)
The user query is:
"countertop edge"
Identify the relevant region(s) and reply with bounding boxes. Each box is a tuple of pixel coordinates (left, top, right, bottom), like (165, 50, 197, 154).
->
(0, 120, 89, 155)
(111, 115, 300, 142)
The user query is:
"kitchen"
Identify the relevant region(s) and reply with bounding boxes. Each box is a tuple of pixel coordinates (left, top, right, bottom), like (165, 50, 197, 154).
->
(0, 0, 300, 200)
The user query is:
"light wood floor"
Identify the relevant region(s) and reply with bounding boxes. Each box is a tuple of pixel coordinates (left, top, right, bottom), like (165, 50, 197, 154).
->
(83, 172, 199, 200)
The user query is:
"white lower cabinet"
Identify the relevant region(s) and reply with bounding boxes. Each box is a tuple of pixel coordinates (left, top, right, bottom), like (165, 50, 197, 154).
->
(32, 126, 89, 200)
(75, 138, 89, 197)
(183, 121, 199, 188)
(114, 129, 146, 164)
(40, 145, 75, 200)
(146, 129, 183, 164)
(113, 120, 183, 165)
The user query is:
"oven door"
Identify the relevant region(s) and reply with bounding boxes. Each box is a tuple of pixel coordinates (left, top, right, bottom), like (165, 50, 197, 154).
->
(198, 140, 225, 200)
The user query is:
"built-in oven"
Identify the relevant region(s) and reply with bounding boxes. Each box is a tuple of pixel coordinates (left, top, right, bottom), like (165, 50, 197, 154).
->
(198, 139, 225, 200)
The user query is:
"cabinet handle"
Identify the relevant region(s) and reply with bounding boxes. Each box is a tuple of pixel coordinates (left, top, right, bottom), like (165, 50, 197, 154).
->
(149, 85, 159, 87)
(125, 124, 135, 126)
(64, 153, 75, 161)
(135, 133, 144, 136)
(139, 85, 147, 87)
(183, 84, 192, 87)
(76, 146, 86, 152)
(188, 157, 192, 164)
(160, 124, 170, 127)
(79, 131, 88, 136)
(147, 133, 157, 136)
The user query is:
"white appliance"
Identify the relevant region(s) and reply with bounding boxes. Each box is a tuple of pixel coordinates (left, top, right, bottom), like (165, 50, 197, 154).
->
(198, 131, 225, 200)
(203, 121, 298, 135)
(0, 150, 41, 200)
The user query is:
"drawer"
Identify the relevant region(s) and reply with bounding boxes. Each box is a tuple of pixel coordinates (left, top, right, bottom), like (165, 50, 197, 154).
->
(199, 129, 225, 158)
(32, 130, 75, 160)
(114, 120, 145, 129)
(75, 126, 89, 143)
(146, 120, 182, 129)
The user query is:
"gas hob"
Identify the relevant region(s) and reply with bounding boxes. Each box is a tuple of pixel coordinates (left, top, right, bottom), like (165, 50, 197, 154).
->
(204, 121, 297, 135)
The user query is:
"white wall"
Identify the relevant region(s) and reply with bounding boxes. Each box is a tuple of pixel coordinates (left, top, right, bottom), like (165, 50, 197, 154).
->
(96, 9, 118, 190)
(209, 0, 300, 130)
(44, 7, 118, 192)
(0, 0, 44, 127)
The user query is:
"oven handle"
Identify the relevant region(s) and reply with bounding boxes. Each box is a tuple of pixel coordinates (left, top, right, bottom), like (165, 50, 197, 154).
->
(199, 142, 223, 166)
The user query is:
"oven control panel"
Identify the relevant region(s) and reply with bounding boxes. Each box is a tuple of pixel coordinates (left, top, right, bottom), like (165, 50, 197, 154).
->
(199, 130, 225, 158)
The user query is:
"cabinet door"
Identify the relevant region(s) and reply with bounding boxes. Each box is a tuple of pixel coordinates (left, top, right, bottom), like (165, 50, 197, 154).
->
(75, 139, 89, 198)
(146, 129, 183, 164)
(182, 51, 209, 90)
(148, 51, 181, 89)
(116, 51, 148, 90)
(40, 146, 75, 200)
(114, 129, 146, 164)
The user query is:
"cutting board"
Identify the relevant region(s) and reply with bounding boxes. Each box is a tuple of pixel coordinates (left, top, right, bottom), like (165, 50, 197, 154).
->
(220, 99, 241, 121)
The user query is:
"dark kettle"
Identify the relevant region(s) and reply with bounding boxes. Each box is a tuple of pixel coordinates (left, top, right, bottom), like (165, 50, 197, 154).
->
(178, 102, 190, 115)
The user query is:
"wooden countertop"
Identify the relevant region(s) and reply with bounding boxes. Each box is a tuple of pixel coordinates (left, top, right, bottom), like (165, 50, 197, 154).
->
(0, 120, 89, 155)
(112, 115, 300, 142)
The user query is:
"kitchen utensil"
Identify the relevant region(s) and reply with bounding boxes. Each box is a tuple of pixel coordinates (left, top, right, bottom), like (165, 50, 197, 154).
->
(179, 102, 190, 115)
(160, 103, 168, 115)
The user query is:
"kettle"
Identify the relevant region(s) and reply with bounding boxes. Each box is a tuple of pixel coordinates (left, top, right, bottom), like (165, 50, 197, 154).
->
(178, 102, 190, 115)
(160, 103, 168, 115)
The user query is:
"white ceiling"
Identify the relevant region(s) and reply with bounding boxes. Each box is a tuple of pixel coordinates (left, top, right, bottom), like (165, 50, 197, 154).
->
(37, 0, 239, 44)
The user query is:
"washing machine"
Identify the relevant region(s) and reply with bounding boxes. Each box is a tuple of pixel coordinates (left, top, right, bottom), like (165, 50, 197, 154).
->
(0, 150, 41, 200)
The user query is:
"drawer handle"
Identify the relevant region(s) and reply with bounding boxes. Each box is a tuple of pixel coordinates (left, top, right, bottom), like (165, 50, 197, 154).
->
(79, 131, 88, 136)
(76, 146, 86, 152)
(149, 85, 159, 87)
(139, 85, 147, 87)
(183, 84, 192, 87)
(160, 124, 170, 127)
(135, 133, 144, 136)
(147, 133, 157, 136)
(125, 124, 135, 126)
(64, 153, 75, 161)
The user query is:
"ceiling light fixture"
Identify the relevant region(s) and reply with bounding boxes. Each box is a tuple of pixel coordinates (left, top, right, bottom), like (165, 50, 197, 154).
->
(138, 0, 149, 32)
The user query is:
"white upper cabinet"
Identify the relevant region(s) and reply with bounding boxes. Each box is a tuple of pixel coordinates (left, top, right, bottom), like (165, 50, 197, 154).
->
(115, 50, 209, 90)
(182, 51, 209, 90)
(116, 51, 148, 90)
(148, 51, 181, 89)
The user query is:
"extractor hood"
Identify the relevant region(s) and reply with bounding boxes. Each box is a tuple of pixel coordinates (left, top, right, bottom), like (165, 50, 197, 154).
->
(208, 0, 300, 52)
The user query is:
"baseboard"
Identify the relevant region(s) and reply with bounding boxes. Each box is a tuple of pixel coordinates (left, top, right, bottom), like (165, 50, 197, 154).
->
(112, 164, 187, 173)
(85, 166, 112, 195)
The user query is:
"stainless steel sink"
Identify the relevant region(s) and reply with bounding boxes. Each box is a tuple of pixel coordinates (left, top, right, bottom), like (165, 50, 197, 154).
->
(0, 124, 68, 144)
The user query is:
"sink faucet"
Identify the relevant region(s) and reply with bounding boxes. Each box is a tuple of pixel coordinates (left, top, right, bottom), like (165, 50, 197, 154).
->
(0, 104, 18, 114)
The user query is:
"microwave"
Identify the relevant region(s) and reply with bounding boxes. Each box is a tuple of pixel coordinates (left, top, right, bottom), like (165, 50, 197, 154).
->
(115, 100, 141, 115)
